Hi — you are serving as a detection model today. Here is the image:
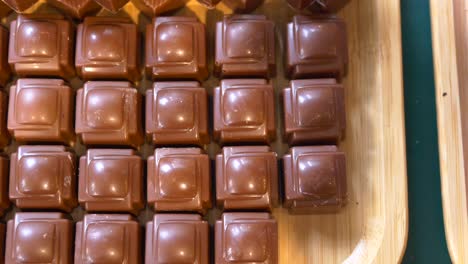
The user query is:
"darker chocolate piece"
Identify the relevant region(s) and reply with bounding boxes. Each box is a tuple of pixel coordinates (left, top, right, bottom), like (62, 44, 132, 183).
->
(94, 0, 129, 12)
(283, 146, 347, 214)
(1, 0, 36, 12)
(8, 15, 75, 79)
(216, 146, 278, 210)
(286, 0, 350, 13)
(283, 79, 345, 145)
(75, 214, 141, 264)
(47, 0, 101, 19)
(215, 15, 275, 78)
(0, 91, 9, 148)
(76, 17, 140, 81)
(214, 79, 275, 143)
(75, 81, 144, 147)
(8, 79, 75, 145)
(0, 1, 12, 18)
(146, 82, 209, 146)
(146, 214, 209, 264)
(132, 0, 187, 16)
(148, 148, 211, 214)
(0, 156, 9, 216)
(0, 26, 10, 86)
(146, 17, 208, 81)
(197, 0, 221, 8)
(287, 15, 348, 79)
(5, 213, 73, 264)
(9, 146, 77, 212)
(215, 213, 278, 264)
(223, 0, 264, 12)
(79, 149, 144, 214)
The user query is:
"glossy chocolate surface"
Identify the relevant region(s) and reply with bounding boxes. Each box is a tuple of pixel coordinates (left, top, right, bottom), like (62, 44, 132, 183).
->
(75, 214, 141, 264)
(215, 15, 275, 78)
(9, 146, 77, 212)
(2, 0, 36, 12)
(47, 0, 101, 19)
(132, 0, 187, 16)
(216, 146, 278, 210)
(146, 82, 209, 146)
(94, 0, 129, 12)
(146, 17, 208, 81)
(5, 213, 73, 264)
(148, 148, 211, 214)
(215, 212, 278, 264)
(75, 81, 144, 147)
(223, 0, 264, 12)
(283, 79, 345, 145)
(0, 1, 12, 18)
(0, 26, 10, 86)
(287, 15, 348, 79)
(197, 0, 222, 8)
(286, 0, 350, 13)
(8, 79, 75, 144)
(283, 145, 347, 214)
(8, 15, 75, 79)
(146, 214, 209, 264)
(76, 17, 140, 81)
(0, 91, 9, 148)
(0, 156, 9, 216)
(79, 149, 144, 214)
(214, 79, 275, 143)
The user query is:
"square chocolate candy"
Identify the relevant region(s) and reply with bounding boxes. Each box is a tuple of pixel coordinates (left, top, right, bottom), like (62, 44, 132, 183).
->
(9, 146, 77, 212)
(79, 149, 144, 214)
(0, 156, 9, 216)
(2, 0, 36, 12)
(0, 91, 10, 148)
(5, 213, 73, 264)
(75, 214, 141, 264)
(146, 82, 209, 146)
(0, 26, 10, 86)
(283, 79, 345, 145)
(75, 81, 144, 147)
(8, 79, 75, 145)
(216, 146, 278, 210)
(214, 79, 275, 143)
(148, 148, 211, 214)
(215, 213, 278, 264)
(283, 146, 347, 214)
(132, 0, 187, 16)
(76, 17, 140, 81)
(146, 214, 209, 264)
(215, 15, 275, 77)
(47, 0, 101, 19)
(287, 15, 348, 79)
(8, 14, 75, 79)
(94, 0, 129, 12)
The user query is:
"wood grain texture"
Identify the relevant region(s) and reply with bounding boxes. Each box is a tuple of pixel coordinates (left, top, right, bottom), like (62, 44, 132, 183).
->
(431, 0, 468, 263)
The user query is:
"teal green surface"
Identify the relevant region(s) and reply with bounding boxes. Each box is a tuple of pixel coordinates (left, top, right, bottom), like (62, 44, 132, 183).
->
(401, 0, 451, 263)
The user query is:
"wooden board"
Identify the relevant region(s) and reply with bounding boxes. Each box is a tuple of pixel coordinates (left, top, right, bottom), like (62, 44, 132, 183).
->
(431, 0, 468, 263)
(1, 0, 408, 263)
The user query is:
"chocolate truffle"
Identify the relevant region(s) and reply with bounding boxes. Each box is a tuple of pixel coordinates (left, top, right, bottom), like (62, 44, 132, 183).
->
(0, 156, 9, 216)
(94, 0, 129, 12)
(287, 15, 348, 79)
(0, 26, 10, 86)
(283, 145, 347, 214)
(5, 213, 73, 264)
(132, 0, 187, 16)
(216, 146, 278, 210)
(75, 214, 141, 264)
(146, 17, 208, 81)
(214, 79, 275, 144)
(75, 81, 144, 147)
(197, 0, 221, 8)
(215, 213, 278, 264)
(79, 149, 144, 214)
(0, 91, 10, 148)
(1, 0, 36, 12)
(286, 0, 350, 13)
(8, 79, 75, 145)
(146, 214, 209, 264)
(148, 148, 211, 214)
(215, 15, 275, 78)
(76, 17, 140, 81)
(283, 79, 345, 145)
(223, 0, 264, 12)
(8, 15, 75, 79)
(146, 82, 209, 146)
(47, 0, 101, 19)
(9, 146, 77, 212)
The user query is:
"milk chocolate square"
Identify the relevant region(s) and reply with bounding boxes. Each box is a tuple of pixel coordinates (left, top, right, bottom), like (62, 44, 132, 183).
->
(8, 79, 75, 144)
(215, 213, 278, 264)
(146, 82, 208, 146)
(5, 213, 73, 264)
(145, 214, 209, 264)
(0, 156, 9, 216)
(94, 0, 129, 12)
(79, 149, 144, 214)
(214, 79, 275, 143)
(132, 0, 187, 17)
(2, 0, 36, 12)
(146, 17, 207, 81)
(216, 146, 278, 210)
(283, 79, 345, 145)
(47, 0, 101, 19)
(8, 15, 75, 79)
(148, 148, 211, 214)
(75, 214, 141, 264)
(215, 15, 275, 78)
(0, 91, 10, 148)
(76, 17, 140, 81)
(9, 146, 77, 212)
(287, 15, 348, 79)
(283, 146, 347, 214)
(75, 81, 144, 147)
(0, 26, 10, 86)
